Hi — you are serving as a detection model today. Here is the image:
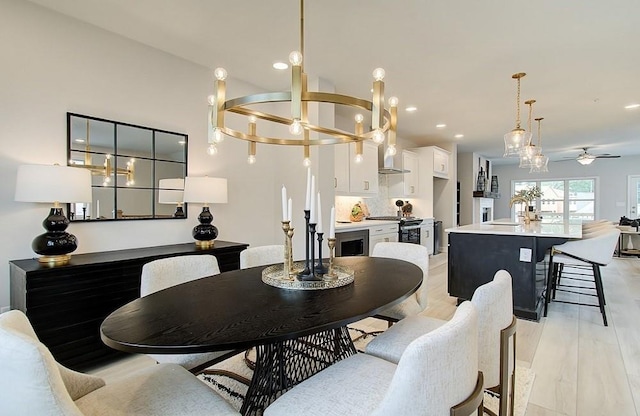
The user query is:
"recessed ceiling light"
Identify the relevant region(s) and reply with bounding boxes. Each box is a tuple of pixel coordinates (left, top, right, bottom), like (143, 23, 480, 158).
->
(405, 106, 417, 112)
(273, 62, 288, 70)
(624, 103, 640, 109)
(74, 139, 85, 143)
(436, 124, 446, 128)
(454, 134, 464, 139)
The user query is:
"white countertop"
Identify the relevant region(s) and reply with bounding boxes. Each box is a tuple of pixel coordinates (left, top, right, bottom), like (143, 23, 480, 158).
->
(445, 218, 583, 239)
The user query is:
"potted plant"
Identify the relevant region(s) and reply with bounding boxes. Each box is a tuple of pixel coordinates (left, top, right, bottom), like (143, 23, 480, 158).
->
(509, 186, 542, 223)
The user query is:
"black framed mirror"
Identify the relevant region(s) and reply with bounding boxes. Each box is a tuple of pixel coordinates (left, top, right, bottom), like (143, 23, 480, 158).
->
(67, 113, 188, 221)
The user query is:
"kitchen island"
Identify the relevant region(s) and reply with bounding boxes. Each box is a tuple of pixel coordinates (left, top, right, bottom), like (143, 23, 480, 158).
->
(446, 219, 582, 320)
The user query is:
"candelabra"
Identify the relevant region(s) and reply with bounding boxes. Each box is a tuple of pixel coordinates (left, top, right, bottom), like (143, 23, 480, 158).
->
(315, 232, 328, 275)
(282, 221, 295, 279)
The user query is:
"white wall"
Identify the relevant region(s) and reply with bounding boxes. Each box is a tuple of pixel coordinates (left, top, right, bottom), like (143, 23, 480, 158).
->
(493, 156, 640, 221)
(0, 0, 331, 308)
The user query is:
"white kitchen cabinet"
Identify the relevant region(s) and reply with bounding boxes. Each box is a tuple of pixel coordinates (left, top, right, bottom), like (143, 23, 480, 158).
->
(335, 141, 379, 195)
(369, 223, 399, 255)
(420, 218, 434, 255)
(432, 147, 450, 179)
(388, 150, 419, 198)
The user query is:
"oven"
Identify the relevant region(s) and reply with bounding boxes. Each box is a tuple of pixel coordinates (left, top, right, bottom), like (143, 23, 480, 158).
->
(366, 216, 423, 245)
(399, 221, 422, 244)
(334, 229, 369, 257)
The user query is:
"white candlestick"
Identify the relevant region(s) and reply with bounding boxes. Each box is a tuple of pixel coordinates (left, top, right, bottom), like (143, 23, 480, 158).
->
(316, 192, 323, 233)
(288, 198, 292, 223)
(96, 200, 100, 219)
(305, 168, 311, 210)
(281, 185, 287, 221)
(310, 176, 316, 223)
(330, 206, 335, 238)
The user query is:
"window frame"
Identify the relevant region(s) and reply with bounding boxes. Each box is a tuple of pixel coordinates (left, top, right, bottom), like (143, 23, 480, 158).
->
(510, 177, 599, 222)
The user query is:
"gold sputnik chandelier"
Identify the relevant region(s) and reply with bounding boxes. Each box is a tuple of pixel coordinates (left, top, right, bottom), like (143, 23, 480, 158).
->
(206, 0, 397, 165)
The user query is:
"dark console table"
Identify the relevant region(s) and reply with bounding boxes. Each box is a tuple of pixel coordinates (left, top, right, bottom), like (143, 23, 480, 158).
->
(9, 240, 248, 371)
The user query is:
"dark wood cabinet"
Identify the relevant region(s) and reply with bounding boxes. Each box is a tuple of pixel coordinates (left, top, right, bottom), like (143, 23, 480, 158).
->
(9, 241, 248, 371)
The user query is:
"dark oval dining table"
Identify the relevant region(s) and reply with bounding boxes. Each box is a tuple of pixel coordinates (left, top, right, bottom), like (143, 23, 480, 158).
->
(101, 256, 422, 415)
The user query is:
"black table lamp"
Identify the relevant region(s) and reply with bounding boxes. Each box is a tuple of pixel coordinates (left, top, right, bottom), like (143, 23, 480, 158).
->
(183, 176, 228, 248)
(15, 164, 92, 266)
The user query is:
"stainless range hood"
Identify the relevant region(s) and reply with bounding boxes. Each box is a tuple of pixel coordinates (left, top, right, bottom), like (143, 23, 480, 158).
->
(378, 152, 410, 174)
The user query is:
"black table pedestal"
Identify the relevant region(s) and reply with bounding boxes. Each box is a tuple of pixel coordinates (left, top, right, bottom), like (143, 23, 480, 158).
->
(241, 327, 356, 415)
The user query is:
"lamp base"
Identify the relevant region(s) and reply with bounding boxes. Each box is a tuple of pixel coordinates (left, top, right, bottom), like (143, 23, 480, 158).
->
(38, 254, 71, 266)
(192, 207, 218, 248)
(195, 240, 215, 249)
(31, 208, 78, 267)
(173, 205, 186, 218)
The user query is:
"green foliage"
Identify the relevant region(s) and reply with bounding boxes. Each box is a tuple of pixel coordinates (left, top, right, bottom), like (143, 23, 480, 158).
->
(512, 186, 542, 202)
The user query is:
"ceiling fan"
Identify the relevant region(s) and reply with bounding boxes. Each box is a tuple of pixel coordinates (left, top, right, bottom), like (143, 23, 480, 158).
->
(571, 147, 621, 165)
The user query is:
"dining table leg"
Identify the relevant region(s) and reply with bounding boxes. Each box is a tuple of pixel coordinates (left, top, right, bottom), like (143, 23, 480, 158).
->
(239, 326, 356, 415)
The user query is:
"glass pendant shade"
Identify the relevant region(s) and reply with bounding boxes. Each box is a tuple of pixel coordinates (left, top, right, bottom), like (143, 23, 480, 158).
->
(504, 128, 531, 157)
(519, 144, 537, 168)
(530, 153, 549, 173)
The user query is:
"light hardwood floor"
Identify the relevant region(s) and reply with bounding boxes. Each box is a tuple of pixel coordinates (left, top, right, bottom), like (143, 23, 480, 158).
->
(91, 253, 640, 416)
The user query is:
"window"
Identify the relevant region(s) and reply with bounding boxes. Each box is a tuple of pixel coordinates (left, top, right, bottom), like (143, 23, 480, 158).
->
(512, 178, 597, 222)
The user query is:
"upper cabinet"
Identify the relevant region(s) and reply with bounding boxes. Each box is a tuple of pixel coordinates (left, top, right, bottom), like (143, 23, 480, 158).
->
(432, 147, 450, 179)
(389, 150, 419, 198)
(334, 141, 379, 196)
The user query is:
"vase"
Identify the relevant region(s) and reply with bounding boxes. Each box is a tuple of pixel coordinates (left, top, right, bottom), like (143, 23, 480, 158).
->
(490, 175, 499, 193)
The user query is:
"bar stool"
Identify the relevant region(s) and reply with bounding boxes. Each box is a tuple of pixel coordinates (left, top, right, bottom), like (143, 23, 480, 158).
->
(544, 228, 620, 326)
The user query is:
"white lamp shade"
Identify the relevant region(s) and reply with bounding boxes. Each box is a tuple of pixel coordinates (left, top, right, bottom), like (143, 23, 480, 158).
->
(15, 164, 92, 203)
(183, 176, 228, 204)
(158, 178, 184, 204)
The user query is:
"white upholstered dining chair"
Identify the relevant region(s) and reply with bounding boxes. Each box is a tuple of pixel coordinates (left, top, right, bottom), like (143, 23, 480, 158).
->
(371, 242, 430, 323)
(240, 245, 284, 269)
(264, 301, 483, 416)
(141, 254, 243, 375)
(366, 270, 516, 416)
(0, 310, 240, 416)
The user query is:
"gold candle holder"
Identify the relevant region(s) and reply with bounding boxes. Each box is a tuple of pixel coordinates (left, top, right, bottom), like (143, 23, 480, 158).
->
(282, 221, 291, 278)
(325, 237, 337, 280)
(286, 226, 295, 279)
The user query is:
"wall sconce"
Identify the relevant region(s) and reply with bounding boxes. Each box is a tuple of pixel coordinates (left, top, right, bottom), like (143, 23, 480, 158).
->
(183, 176, 228, 248)
(15, 164, 92, 266)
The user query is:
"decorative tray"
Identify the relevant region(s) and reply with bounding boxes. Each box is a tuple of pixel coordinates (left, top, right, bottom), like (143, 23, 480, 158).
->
(261, 261, 354, 290)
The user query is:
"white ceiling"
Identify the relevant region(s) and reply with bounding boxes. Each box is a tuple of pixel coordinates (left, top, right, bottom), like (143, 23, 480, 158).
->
(28, 0, 640, 164)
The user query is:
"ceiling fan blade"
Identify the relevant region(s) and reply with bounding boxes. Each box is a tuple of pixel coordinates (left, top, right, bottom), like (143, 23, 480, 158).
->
(594, 155, 620, 159)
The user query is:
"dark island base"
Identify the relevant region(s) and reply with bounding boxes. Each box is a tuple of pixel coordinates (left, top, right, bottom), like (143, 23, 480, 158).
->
(448, 232, 567, 322)
(455, 296, 544, 321)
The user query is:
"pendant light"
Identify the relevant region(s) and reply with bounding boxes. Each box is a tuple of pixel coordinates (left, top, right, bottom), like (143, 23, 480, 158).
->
(504, 73, 532, 157)
(530, 117, 549, 173)
(519, 99, 537, 168)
